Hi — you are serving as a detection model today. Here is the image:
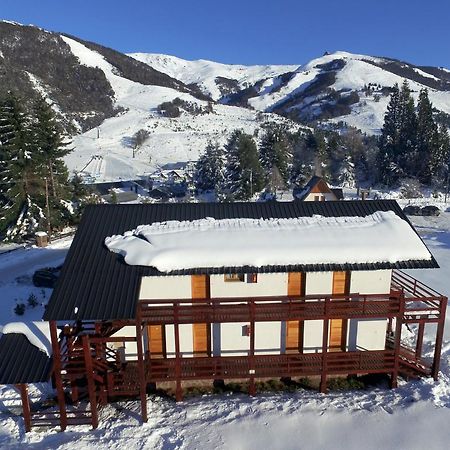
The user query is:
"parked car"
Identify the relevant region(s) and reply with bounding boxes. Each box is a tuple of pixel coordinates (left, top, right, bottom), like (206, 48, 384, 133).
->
(32, 266, 61, 288)
(403, 205, 421, 216)
(421, 206, 440, 217)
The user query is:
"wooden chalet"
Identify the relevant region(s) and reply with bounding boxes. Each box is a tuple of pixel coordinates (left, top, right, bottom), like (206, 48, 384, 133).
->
(294, 175, 343, 201)
(0, 200, 447, 432)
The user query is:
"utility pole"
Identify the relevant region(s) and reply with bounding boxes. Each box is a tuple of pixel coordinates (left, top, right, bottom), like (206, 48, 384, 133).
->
(97, 128, 100, 139)
(44, 177, 51, 242)
(250, 169, 253, 199)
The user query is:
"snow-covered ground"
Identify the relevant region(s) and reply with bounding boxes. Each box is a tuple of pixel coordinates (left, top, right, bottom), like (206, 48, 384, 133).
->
(1, 215, 450, 449)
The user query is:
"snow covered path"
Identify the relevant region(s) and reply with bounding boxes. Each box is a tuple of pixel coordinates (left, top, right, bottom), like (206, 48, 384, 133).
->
(0, 237, 72, 325)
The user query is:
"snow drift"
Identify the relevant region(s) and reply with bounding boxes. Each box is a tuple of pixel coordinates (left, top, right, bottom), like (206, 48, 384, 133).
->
(104, 211, 432, 272)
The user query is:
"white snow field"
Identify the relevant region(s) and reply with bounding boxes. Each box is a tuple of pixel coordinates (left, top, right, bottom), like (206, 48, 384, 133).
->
(61, 36, 300, 183)
(0, 213, 450, 448)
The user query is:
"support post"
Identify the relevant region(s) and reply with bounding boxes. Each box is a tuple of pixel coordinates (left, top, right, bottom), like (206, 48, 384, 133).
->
(135, 308, 148, 422)
(432, 297, 447, 380)
(248, 300, 256, 396)
(174, 302, 183, 402)
(320, 298, 329, 393)
(82, 335, 98, 429)
(17, 384, 31, 432)
(415, 321, 425, 359)
(49, 321, 67, 431)
(390, 295, 404, 389)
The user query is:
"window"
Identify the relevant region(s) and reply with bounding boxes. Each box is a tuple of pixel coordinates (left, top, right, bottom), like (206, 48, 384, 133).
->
(224, 273, 245, 282)
(246, 273, 258, 283)
(314, 195, 320, 201)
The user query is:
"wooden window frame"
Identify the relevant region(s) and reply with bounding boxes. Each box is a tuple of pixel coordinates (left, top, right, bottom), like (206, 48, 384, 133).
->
(246, 273, 258, 284)
(224, 273, 245, 282)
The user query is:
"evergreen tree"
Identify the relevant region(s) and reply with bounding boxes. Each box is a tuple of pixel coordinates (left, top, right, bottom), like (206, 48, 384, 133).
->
(30, 95, 72, 200)
(378, 84, 402, 185)
(0, 92, 33, 233)
(194, 141, 224, 193)
(223, 130, 264, 200)
(415, 88, 437, 183)
(259, 125, 291, 186)
(397, 80, 418, 177)
(430, 124, 450, 186)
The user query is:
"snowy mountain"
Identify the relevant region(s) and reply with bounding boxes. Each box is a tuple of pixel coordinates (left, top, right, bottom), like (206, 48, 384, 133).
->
(58, 35, 300, 182)
(1, 20, 450, 182)
(129, 53, 298, 101)
(132, 51, 450, 135)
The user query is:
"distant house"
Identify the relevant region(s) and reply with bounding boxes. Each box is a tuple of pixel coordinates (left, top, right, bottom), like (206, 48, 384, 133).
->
(294, 176, 343, 201)
(0, 201, 447, 433)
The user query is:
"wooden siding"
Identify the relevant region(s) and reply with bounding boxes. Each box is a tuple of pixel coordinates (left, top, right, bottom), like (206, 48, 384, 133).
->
(147, 325, 165, 359)
(286, 273, 305, 353)
(191, 275, 210, 356)
(329, 271, 350, 351)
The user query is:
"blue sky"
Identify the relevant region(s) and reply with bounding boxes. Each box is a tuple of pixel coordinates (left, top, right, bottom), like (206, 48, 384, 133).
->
(2, 0, 449, 67)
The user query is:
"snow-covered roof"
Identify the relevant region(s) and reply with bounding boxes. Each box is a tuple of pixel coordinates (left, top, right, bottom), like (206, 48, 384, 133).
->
(1, 322, 52, 356)
(105, 211, 432, 273)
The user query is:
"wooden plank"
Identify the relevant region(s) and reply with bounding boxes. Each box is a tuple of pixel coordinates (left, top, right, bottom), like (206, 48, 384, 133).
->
(329, 272, 350, 351)
(82, 335, 98, 429)
(332, 271, 348, 295)
(49, 321, 67, 431)
(191, 274, 210, 300)
(191, 275, 210, 356)
(287, 273, 305, 353)
(17, 384, 31, 433)
(148, 325, 165, 359)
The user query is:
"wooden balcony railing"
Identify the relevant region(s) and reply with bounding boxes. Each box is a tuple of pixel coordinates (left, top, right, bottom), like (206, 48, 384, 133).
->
(140, 293, 402, 325)
(145, 350, 396, 382)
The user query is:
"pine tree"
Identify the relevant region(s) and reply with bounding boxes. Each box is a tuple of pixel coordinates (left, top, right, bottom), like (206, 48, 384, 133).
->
(0, 92, 33, 233)
(416, 89, 438, 183)
(430, 124, 450, 186)
(223, 130, 264, 200)
(259, 125, 291, 186)
(378, 84, 402, 185)
(194, 141, 224, 193)
(397, 80, 418, 179)
(30, 95, 72, 200)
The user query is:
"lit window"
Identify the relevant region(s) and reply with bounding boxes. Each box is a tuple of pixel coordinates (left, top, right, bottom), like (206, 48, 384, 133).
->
(224, 274, 245, 282)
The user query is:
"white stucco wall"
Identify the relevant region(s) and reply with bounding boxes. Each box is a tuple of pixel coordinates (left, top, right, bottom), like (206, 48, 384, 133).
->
(348, 319, 387, 351)
(350, 270, 392, 294)
(210, 273, 288, 297)
(216, 321, 283, 356)
(303, 320, 324, 353)
(139, 276, 192, 300)
(109, 325, 137, 361)
(303, 192, 336, 202)
(305, 272, 333, 295)
(165, 324, 194, 358)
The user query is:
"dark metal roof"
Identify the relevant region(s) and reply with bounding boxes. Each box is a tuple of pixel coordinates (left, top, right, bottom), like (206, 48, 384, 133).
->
(43, 200, 438, 322)
(0, 334, 52, 384)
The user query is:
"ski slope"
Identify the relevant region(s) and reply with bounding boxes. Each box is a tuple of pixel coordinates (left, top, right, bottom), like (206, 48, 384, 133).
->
(61, 36, 300, 182)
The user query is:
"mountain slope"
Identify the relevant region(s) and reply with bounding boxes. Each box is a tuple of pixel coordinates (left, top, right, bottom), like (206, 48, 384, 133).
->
(129, 53, 298, 101)
(60, 35, 301, 182)
(132, 50, 450, 135)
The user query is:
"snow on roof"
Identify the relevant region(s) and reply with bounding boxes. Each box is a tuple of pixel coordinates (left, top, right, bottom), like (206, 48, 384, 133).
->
(0, 322, 52, 356)
(104, 211, 431, 273)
